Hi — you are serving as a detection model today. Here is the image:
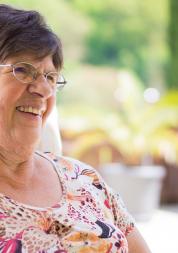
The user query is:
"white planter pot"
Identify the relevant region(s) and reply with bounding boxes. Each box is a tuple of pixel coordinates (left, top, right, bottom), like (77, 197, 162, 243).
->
(99, 163, 166, 221)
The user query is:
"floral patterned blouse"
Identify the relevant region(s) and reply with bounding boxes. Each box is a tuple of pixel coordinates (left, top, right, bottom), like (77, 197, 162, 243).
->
(0, 152, 134, 253)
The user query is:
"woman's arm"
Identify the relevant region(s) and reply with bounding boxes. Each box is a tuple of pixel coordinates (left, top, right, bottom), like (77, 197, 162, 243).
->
(127, 226, 152, 253)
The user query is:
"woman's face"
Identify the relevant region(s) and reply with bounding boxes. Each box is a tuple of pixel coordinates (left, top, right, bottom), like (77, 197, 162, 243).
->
(0, 54, 57, 150)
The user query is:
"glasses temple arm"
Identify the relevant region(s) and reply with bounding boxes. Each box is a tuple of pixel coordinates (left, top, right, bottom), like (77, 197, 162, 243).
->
(0, 64, 12, 67)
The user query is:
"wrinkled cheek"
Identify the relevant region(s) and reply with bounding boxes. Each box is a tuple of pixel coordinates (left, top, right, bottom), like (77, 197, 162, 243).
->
(0, 121, 10, 147)
(0, 109, 8, 131)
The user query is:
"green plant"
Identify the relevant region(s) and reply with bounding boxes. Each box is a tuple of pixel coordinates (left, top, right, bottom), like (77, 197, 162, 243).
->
(110, 90, 178, 165)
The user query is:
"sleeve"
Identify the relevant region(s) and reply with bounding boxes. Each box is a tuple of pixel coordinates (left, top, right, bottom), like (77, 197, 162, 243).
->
(71, 159, 135, 236)
(91, 167, 135, 236)
(107, 186, 135, 235)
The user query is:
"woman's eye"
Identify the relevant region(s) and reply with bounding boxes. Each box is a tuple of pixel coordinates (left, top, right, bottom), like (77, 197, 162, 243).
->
(47, 75, 54, 81)
(47, 75, 56, 84)
(14, 66, 28, 74)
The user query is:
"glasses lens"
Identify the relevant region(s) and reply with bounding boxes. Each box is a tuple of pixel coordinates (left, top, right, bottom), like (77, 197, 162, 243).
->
(13, 62, 35, 83)
(46, 72, 58, 88)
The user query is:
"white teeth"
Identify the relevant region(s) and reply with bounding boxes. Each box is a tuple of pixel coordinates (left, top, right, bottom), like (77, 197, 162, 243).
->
(32, 108, 39, 115)
(19, 106, 24, 112)
(28, 106, 33, 113)
(17, 106, 43, 116)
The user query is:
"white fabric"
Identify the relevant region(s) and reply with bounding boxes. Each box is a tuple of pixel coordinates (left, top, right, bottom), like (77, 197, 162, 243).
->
(38, 106, 62, 155)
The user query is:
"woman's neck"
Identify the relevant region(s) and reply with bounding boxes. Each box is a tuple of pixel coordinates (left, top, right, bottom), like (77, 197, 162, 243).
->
(0, 146, 36, 189)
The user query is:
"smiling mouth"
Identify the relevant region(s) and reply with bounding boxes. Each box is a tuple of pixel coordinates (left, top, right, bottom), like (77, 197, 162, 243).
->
(16, 106, 45, 117)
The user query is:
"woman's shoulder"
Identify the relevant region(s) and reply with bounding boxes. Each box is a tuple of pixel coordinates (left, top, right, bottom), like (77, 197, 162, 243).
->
(42, 151, 108, 203)
(43, 151, 103, 184)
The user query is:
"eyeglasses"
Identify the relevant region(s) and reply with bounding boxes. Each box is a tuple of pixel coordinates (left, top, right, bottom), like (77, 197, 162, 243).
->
(0, 62, 67, 91)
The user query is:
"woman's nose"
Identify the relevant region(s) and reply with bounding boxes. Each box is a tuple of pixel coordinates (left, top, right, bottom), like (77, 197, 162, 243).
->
(27, 74, 54, 98)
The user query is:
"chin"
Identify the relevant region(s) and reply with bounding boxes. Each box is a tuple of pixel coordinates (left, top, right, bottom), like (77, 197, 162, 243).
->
(13, 128, 41, 149)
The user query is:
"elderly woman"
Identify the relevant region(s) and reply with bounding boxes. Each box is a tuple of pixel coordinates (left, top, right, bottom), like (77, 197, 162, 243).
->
(0, 4, 151, 253)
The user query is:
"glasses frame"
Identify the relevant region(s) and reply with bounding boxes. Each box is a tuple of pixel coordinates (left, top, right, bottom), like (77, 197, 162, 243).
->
(0, 62, 67, 91)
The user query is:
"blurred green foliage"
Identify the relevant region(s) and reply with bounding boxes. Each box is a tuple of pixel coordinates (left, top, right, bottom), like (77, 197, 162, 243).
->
(169, 0, 178, 88)
(68, 0, 168, 87)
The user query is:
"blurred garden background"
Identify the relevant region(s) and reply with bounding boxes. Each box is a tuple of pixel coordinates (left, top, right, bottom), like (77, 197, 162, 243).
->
(2, 0, 178, 206)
